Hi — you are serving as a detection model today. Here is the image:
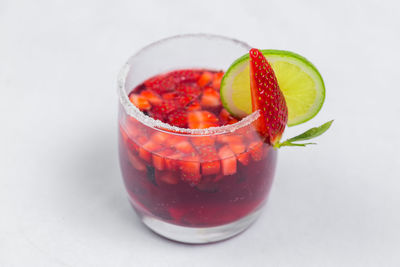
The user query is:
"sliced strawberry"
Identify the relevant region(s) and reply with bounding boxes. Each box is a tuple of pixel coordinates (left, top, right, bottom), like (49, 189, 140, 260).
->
(218, 145, 237, 176)
(129, 94, 151, 111)
(176, 84, 201, 100)
(179, 156, 201, 184)
(198, 146, 220, 176)
(165, 135, 187, 147)
(212, 71, 224, 89)
(191, 136, 215, 147)
(248, 141, 263, 161)
(187, 101, 201, 111)
(150, 131, 169, 144)
(200, 87, 221, 108)
(139, 140, 162, 163)
(144, 74, 175, 94)
(140, 90, 163, 105)
(156, 171, 179, 185)
(216, 134, 243, 145)
(168, 109, 188, 128)
(164, 151, 183, 171)
(188, 111, 219, 129)
(161, 92, 179, 100)
(175, 140, 196, 154)
(236, 152, 250, 166)
(169, 69, 201, 82)
(249, 48, 288, 144)
(197, 71, 213, 87)
(175, 95, 194, 108)
(219, 109, 239, 125)
(127, 150, 147, 171)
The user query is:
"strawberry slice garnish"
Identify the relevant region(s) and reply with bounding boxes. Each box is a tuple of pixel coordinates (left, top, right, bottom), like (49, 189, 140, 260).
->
(249, 48, 288, 145)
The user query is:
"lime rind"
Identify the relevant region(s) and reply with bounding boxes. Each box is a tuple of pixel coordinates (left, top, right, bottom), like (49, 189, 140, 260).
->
(220, 49, 325, 127)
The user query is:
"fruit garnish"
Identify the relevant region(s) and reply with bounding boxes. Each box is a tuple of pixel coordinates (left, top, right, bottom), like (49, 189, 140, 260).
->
(222, 48, 332, 147)
(249, 48, 288, 144)
(220, 49, 325, 126)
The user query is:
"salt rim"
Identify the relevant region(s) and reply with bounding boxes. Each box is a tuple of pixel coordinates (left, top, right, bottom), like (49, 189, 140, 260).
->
(117, 33, 260, 135)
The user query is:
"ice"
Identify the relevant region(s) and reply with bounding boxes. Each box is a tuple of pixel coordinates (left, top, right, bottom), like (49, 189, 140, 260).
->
(118, 63, 260, 135)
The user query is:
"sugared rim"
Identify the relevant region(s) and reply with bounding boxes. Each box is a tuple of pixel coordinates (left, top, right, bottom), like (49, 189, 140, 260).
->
(117, 33, 259, 135)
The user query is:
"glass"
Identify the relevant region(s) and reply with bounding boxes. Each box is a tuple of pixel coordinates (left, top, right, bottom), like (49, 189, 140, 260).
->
(117, 34, 277, 243)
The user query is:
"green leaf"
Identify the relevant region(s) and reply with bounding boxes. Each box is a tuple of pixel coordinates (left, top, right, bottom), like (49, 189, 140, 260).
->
(276, 120, 333, 148)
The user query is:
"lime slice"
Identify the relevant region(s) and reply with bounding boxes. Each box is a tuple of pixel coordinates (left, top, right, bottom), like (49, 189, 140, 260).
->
(220, 50, 325, 126)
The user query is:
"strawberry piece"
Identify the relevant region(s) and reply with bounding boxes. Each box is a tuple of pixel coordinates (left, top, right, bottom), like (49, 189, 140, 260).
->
(179, 156, 201, 184)
(144, 74, 176, 94)
(175, 140, 196, 154)
(164, 151, 183, 171)
(229, 142, 249, 166)
(197, 71, 213, 87)
(169, 69, 201, 82)
(161, 92, 179, 100)
(127, 150, 147, 171)
(176, 84, 202, 100)
(140, 90, 162, 105)
(168, 109, 188, 128)
(218, 145, 237, 176)
(248, 141, 263, 161)
(249, 48, 288, 144)
(150, 132, 169, 144)
(212, 71, 224, 89)
(198, 146, 220, 176)
(139, 140, 162, 163)
(200, 87, 221, 108)
(129, 94, 151, 111)
(152, 153, 165, 170)
(191, 136, 215, 147)
(188, 111, 219, 129)
(236, 152, 250, 166)
(219, 109, 239, 125)
(187, 101, 201, 111)
(216, 134, 243, 144)
(156, 171, 179, 185)
(165, 135, 187, 147)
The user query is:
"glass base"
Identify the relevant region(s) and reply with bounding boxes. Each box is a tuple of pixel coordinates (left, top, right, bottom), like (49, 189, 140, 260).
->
(140, 208, 263, 244)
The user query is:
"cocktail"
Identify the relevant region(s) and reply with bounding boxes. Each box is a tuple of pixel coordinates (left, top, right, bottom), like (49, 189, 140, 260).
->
(117, 34, 331, 243)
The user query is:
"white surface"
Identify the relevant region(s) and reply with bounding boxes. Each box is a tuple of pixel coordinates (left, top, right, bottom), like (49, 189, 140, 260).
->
(1, 0, 400, 266)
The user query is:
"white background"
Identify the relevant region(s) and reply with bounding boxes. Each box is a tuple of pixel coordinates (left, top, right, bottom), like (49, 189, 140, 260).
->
(1, 0, 400, 266)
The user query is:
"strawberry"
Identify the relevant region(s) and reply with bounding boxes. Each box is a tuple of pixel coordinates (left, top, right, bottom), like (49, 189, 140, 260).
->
(168, 109, 188, 128)
(140, 90, 163, 105)
(175, 140, 196, 154)
(176, 84, 201, 100)
(156, 171, 179, 185)
(188, 111, 219, 129)
(161, 92, 179, 100)
(127, 150, 147, 171)
(197, 71, 213, 87)
(218, 145, 237, 175)
(150, 132, 169, 144)
(200, 88, 220, 108)
(212, 71, 224, 89)
(249, 48, 288, 144)
(219, 109, 239, 125)
(179, 156, 201, 184)
(191, 136, 215, 147)
(129, 94, 151, 111)
(139, 140, 162, 163)
(198, 146, 221, 176)
(187, 101, 201, 111)
(248, 141, 263, 161)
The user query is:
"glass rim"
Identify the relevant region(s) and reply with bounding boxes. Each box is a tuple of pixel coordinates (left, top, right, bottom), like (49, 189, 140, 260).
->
(117, 33, 259, 136)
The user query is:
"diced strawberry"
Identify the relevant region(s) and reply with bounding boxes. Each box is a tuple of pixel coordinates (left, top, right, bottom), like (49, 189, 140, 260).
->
(129, 94, 151, 111)
(200, 88, 220, 108)
(229, 142, 246, 154)
(175, 141, 195, 154)
(132, 135, 149, 153)
(139, 140, 162, 163)
(191, 136, 215, 147)
(156, 171, 179, 185)
(164, 151, 182, 171)
(150, 131, 169, 144)
(155, 101, 177, 114)
(152, 152, 165, 171)
(218, 145, 237, 176)
(144, 74, 176, 94)
(168, 207, 185, 221)
(216, 134, 243, 144)
(161, 92, 179, 100)
(198, 146, 220, 176)
(175, 95, 194, 108)
(187, 101, 201, 111)
(176, 84, 202, 100)
(197, 71, 213, 87)
(127, 150, 147, 171)
(140, 90, 162, 105)
(169, 69, 201, 82)
(219, 109, 239, 125)
(188, 111, 219, 129)
(248, 141, 263, 161)
(179, 156, 201, 184)
(165, 135, 187, 147)
(168, 109, 188, 128)
(212, 71, 224, 89)
(236, 152, 250, 166)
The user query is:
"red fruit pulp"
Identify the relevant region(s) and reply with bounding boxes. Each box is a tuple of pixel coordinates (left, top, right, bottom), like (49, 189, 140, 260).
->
(119, 69, 277, 227)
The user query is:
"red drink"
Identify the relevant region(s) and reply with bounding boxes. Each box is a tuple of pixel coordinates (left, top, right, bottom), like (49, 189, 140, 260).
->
(119, 69, 277, 228)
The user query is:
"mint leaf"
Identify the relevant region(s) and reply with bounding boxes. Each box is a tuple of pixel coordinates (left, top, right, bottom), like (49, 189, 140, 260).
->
(276, 120, 333, 148)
